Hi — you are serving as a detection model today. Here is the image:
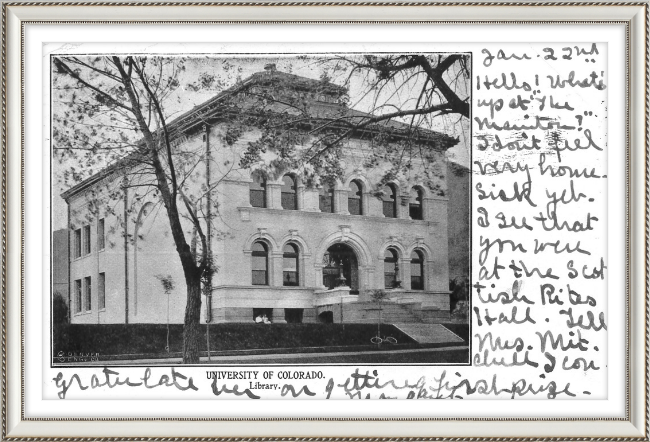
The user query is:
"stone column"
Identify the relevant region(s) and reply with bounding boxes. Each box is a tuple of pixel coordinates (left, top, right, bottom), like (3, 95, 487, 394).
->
(399, 195, 411, 219)
(357, 266, 366, 294)
(242, 250, 253, 286)
(362, 191, 372, 216)
(302, 186, 320, 212)
(314, 263, 326, 289)
(400, 257, 412, 290)
(300, 252, 312, 286)
(392, 190, 403, 219)
(425, 260, 435, 292)
(296, 184, 305, 210)
(272, 308, 287, 324)
(375, 257, 385, 290)
(242, 180, 254, 208)
(270, 251, 283, 287)
(422, 196, 434, 221)
(266, 183, 281, 209)
(335, 189, 349, 214)
(427, 197, 450, 291)
(365, 266, 375, 292)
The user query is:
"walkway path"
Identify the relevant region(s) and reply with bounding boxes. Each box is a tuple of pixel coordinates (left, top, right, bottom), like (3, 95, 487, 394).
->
(59, 344, 468, 366)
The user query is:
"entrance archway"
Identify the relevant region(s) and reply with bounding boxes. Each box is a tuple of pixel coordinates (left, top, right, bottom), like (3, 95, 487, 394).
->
(322, 243, 359, 294)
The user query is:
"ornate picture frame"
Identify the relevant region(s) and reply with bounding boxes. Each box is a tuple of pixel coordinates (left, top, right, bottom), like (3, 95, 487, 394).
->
(2, 1, 647, 439)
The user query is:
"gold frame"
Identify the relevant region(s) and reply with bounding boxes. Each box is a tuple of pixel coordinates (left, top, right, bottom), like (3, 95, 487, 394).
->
(2, 2, 647, 439)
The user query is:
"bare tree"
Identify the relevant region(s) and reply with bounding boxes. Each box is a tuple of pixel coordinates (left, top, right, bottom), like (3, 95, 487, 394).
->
(53, 54, 469, 363)
(239, 54, 469, 193)
(54, 56, 242, 363)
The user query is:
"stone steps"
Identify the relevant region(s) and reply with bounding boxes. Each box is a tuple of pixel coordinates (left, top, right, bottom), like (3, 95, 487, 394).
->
(392, 323, 465, 344)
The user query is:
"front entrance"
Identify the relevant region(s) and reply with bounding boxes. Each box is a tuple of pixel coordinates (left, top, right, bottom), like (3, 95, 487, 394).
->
(322, 243, 359, 294)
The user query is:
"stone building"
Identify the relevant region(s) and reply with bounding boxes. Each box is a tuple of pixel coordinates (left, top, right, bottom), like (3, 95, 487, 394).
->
(52, 229, 69, 300)
(61, 67, 465, 325)
(447, 162, 470, 283)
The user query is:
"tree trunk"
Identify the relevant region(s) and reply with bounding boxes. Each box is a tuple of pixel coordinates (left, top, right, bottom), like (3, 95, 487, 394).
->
(182, 275, 202, 364)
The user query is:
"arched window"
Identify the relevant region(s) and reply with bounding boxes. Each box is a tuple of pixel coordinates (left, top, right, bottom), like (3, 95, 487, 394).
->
(251, 241, 269, 285)
(319, 182, 335, 213)
(283, 243, 299, 286)
(281, 174, 298, 210)
(382, 184, 397, 218)
(348, 180, 363, 215)
(384, 248, 399, 289)
(409, 187, 423, 220)
(410, 250, 424, 290)
(250, 175, 266, 208)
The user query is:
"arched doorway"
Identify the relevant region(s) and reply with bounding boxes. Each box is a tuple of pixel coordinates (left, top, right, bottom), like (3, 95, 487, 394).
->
(322, 243, 359, 294)
(318, 311, 334, 323)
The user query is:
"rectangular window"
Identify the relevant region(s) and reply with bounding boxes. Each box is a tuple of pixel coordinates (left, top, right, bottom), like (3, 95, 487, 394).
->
(319, 185, 335, 213)
(283, 256, 298, 287)
(283, 273, 299, 286)
(284, 308, 303, 324)
(252, 256, 268, 285)
(409, 204, 423, 220)
(252, 271, 267, 285)
(411, 260, 423, 290)
(383, 200, 396, 218)
(74, 229, 82, 259)
(281, 192, 297, 210)
(282, 272, 299, 286)
(348, 182, 363, 215)
(84, 276, 92, 312)
(250, 177, 267, 208)
(83, 225, 91, 255)
(98, 272, 106, 310)
(384, 262, 396, 289)
(253, 308, 273, 323)
(97, 219, 105, 250)
(74, 279, 82, 313)
(319, 194, 333, 213)
(348, 198, 361, 216)
(250, 189, 265, 208)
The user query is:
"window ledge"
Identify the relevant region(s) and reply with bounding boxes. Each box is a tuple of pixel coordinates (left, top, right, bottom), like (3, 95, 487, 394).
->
(73, 310, 93, 317)
(213, 285, 321, 291)
(237, 206, 431, 225)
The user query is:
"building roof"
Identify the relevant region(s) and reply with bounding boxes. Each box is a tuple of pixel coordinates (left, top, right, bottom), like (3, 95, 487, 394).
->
(61, 67, 459, 201)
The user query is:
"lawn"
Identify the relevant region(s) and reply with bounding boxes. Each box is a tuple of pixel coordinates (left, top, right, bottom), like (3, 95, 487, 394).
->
(55, 323, 418, 358)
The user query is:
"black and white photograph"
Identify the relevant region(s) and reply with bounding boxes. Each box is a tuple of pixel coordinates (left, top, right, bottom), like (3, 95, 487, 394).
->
(7, 2, 634, 428)
(51, 54, 472, 366)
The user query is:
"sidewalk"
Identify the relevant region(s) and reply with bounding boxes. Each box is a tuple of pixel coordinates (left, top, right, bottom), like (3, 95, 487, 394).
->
(57, 344, 469, 366)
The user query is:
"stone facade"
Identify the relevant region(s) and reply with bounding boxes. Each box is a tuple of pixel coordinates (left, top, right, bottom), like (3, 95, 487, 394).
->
(447, 162, 470, 282)
(52, 229, 69, 302)
(62, 69, 463, 325)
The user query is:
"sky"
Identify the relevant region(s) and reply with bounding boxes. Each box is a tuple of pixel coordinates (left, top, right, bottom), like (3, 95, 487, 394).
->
(51, 55, 470, 230)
